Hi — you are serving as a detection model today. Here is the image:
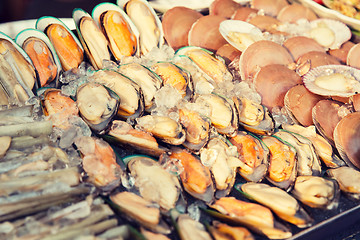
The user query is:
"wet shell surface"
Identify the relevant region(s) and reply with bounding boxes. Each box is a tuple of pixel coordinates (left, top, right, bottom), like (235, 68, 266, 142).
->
(303, 65, 360, 97)
(346, 43, 360, 69)
(209, 0, 242, 18)
(251, 0, 289, 17)
(283, 36, 326, 61)
(276, 3, 318, 23)
(219, 20, 264, 52)
(232, 7, 258, 21)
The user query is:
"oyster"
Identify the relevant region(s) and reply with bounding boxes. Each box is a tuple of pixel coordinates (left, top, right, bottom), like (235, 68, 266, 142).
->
(176, 46, 233, 84)
(92, 2, 139, 59)
(261, 136, 297, 190)
(119, 0, 164, 55)
(118, 63, 162, 111)
(240, 182, 313, 228)
(165, 148, 214, 203)
(124, 155, 181, 211)
(291, 175, 339, 209)
(200, 135, 240, 198)
(208, 197, 292, 239)
(106, 120, 168, 157)
(74, 136, 122, 191)
(73, 8, 110, 70)
(274, 130, 322, 176)
(76, 82, 119, 133)
(327, 166, 360, 200)
(110, 191, 170, 234)
(90, 69, 145, 121)
(136, 115, 186, 145)
(37, 16, 84, 71)
(16, 29, 61, 87)
(194, 93, 237, 137)
(229, 131, 269, 182)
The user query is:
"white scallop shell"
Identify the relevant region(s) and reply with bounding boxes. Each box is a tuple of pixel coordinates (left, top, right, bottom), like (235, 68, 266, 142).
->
(303, 65, 360, 97)
(307, 18, 351, 50)
(219, 20, 264, 52)
(15, 29, 62, 77)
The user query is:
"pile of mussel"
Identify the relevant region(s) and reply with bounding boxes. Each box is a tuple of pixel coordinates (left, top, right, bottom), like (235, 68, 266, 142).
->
(2, 0, 360, 239)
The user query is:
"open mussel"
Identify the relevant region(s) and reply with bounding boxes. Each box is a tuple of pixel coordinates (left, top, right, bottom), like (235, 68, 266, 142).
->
(118, 63, 162, 111)
(90, 69, 145, 121)
(240, 182, 313, 228)
(76, 82, 119, 134)
(92, 2, 140, 59)
(208, 221, 254, 240)
(123, 155, 181, 211)
(207, 196, 292, 239)
(291, 175, 340, 210)
(327, 166, 360, 200)
(16, 29, 61, 88)
(118, 0, 164, 55)
(0, 33, 36, 105)
(73, 8, 111, 70)
(229, 131, 269, 182)
(36, 16, 84, 71)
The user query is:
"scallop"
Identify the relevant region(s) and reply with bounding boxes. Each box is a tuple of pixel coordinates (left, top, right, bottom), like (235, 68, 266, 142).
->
(303, 65, 360, 97)
(346, 43, 360, 69)
(232, 7, 258, 21)
(219, 20, 264, 52)
(276, 3, 318, 23)
(307, 18, 352, 50)
(209, 0, 242, 18)
(330, 41, 355, 64)
(296, 51, 341, 76)
(283, 36, 326, 62)
(251, 0, 289, 17)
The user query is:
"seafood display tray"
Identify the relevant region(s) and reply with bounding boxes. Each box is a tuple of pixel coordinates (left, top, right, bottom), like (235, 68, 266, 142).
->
(113, 145, 360, 240)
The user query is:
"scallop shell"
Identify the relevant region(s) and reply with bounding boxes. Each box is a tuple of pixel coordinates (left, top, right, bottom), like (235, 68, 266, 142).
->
(307, 18, 351, 50)
(219, 20, 264, 52)
(303, 65, 360, 97)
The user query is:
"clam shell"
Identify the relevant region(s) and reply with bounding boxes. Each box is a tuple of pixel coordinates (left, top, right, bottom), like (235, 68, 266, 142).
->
(277, 3, 318, 23)
(219, 20, 264, 52)
(307, 18, 352, 50)
(215, 43, 241, 65)
(117, 0, 164, 55)
(251, 0, 289, 17)
(283, 36, 326, 61)
(15, 29, 62, 87)
(92, 2, 140, 58)
(329, 41, 355, 64)
(209, 0, 242, 18)
(346, 43, 360, 69)
(232, 7, 258, 21)
(296, 51, 341, 76)
(333, 112, 360, 169)
(303, 65, 360, 97)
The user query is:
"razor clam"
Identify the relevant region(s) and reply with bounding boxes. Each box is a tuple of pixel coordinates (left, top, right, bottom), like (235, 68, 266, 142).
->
(135, 115, 185, 145)
(240, 182, 313, 228)
(282, 123, 345, 168)
(117, 63, 162, 111)
(105, 120, 168, 157)
(151, 62, 192, 99)
(90, 69, 145, 121)
(73, 8, 111, 70)
(261, 135, 297, 191)
(74, 136, 122, 191)
(176, 46, 233, 84)
(92, 2, 140, 59)
(124, 155, 181, 211)
(233, 96, 274, 135)
(0, 34, 36, 105)
(327, 166, 360, 200)
(76, 82, 119, 133)
(200, 135, 240, 198)
(36, 16, 84, 71)
(291, 176, 339, 210)
(208, 221, 254, 240)
(118, 0, 164, 55)
(110, 191, 171, 234)
(178, 107, 210, 152)
(164, 148, 215, 203)
(274, 130, 322, 176)
(229, 131, 269, 182)
(194, 93, 238, 137)
(207, 197, 292, 239)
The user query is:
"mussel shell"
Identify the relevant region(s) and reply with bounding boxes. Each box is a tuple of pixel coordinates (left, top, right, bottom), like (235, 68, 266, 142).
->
(76, 82, 119, 133)
(161, 6, 203, 51)
(333, 112, 360, 169)
(327, 166, 360, 200)
(92, 2, 140, 58)
(15, 29, 62, 87)
(36, 16, 84, 72)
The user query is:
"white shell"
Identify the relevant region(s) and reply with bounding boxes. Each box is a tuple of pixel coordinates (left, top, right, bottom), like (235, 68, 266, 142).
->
(117, 0, 164, 50)
(306, 18, 351, 50)
(219, 20, 264, 52)
(15, 29, 62, 77)
(36, 16, 83, 52)
(303, 65, 360, 97)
